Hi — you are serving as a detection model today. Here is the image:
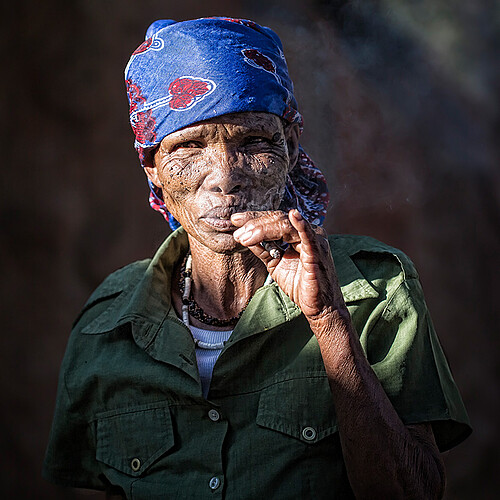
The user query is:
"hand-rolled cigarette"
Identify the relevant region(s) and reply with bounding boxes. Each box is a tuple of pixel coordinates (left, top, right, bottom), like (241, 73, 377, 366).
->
(260, 240, 287, 259)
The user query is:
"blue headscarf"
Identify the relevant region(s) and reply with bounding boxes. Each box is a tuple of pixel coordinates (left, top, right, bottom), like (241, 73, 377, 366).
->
(125, 17, 329, 229)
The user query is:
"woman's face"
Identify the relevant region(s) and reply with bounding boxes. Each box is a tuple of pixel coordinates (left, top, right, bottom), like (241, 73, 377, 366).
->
(145, 112, 299, 253)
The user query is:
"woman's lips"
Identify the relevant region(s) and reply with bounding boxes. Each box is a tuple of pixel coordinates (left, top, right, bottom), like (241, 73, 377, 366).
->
(201, 217, 237, 231)
(201, 207, 240, 231)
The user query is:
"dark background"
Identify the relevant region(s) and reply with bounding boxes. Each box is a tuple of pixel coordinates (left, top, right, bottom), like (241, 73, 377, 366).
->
(1, 0, 499, 498)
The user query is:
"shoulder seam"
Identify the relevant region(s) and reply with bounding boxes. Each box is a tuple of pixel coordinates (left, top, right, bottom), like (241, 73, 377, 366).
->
(336, 235, 418, 280)
(72, 259, 151, 329)
(366, 276, 419, 338)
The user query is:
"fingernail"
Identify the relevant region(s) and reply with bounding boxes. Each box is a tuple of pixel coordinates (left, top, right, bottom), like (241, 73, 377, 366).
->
(231, 213, 245, 222)
(293, 209, 303, 220)
(239, 230, 253, 243)
(233, 227, 253, 241)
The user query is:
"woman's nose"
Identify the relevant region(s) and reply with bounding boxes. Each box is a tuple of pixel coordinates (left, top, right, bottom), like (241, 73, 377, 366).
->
(204, 144, 245, 195)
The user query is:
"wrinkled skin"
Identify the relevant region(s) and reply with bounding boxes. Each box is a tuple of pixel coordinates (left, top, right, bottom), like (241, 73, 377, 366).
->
(145, 111, 445, 499)
(232, 209, 336, 320)
(147, 112, 297, 255)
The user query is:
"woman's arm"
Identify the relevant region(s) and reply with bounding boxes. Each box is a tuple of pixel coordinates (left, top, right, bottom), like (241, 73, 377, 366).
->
(311, 309, 445, 499)
(232, 209, 445, 499)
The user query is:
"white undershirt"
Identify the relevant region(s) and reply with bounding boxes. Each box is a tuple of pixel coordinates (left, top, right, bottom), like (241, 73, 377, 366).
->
(189, 325, 233, 398)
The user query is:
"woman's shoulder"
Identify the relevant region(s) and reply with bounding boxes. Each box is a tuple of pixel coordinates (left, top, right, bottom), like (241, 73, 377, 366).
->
(72, 259, 152, 330)
(329, 234, 420, 301)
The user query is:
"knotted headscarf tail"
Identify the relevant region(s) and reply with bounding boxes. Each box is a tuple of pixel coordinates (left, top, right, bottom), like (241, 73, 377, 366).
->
(125, 17, 329, 230)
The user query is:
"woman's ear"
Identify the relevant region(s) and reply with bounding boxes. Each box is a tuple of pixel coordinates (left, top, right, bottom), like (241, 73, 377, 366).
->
(143, 165, 160, 187)
(284, 122, 300, 170)
(143, 148, 161, 188)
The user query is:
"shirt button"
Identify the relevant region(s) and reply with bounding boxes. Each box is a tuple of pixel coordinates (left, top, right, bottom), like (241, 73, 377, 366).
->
(209, 476, 220, 490)
(208, 409, 220, 421)
(302, 426, 317, 441)
(130, 458, 141, 472)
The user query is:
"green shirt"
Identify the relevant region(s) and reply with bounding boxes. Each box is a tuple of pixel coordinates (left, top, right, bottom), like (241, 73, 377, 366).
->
(43, 229, 471, 499)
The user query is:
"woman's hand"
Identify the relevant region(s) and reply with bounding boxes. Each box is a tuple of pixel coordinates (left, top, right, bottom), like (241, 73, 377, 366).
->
(232, 209, 346, 324)
(234, 209, 445, 499)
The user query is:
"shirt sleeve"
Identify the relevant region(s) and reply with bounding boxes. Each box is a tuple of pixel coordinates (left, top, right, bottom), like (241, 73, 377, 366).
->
(43, 262, 149, 488)
(364, 276, 471, 451)
(42, 364, 105, 489)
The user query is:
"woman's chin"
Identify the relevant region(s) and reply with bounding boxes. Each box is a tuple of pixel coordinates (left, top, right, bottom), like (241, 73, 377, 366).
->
(190, 231, 245, 255)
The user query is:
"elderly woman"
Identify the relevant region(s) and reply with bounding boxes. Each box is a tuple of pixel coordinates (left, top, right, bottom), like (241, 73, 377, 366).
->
(44, 17, 470, 499)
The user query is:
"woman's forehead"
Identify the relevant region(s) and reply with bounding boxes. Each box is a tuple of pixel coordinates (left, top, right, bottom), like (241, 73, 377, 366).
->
(166, 112, 283, 140)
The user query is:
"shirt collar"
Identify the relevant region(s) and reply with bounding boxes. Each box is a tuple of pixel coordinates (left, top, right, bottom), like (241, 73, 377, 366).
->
(331, 245, 380, 301)
(81, 229, 378, 357)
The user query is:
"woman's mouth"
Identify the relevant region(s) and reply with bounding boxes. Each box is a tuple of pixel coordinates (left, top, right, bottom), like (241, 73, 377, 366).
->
(201, 217, 237, 231)
(200, 207, 241, 231)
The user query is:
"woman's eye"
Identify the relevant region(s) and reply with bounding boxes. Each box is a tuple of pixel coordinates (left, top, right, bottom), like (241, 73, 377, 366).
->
(173, 140, 202, 151)
(245, 136, 269, 146)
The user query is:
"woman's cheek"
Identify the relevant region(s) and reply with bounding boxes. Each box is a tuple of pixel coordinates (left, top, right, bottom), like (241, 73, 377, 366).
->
(246, 153, 289, 184)
(244, 169, 288, 211)
(159, 158, 200, 196)
(160, 192, 195, 228)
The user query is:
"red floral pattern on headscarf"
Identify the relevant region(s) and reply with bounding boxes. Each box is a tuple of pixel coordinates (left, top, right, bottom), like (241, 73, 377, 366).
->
(242, 49, 276, 73)
(131, 110, 157, 144)
(133, 37, 153, 56)
(168, 77, 213, 110)
(126, 80, 156, 144)
(126, 80, 146, 113)
(213, 17, 260, 31)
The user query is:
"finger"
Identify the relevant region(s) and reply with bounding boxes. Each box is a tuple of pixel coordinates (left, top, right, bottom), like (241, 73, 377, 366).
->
(288, 210, 325, 262)
(313, 224, 328, 238)
(311, 225, 331, 256)
(233, 212, 299, 246)
(231, 210, 283, 227)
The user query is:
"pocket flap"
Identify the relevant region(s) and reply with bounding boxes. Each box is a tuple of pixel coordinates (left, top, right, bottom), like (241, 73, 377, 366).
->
(96, 403, 174, 477)
(256, 375, 338, 443)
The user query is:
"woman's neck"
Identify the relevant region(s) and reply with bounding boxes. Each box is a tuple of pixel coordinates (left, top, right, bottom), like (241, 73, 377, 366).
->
(182, 236, 268, 328)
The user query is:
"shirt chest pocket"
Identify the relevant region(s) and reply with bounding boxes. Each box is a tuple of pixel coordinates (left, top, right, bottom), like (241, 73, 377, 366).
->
(256, 375, 338, 444)
(95, 403, 175, 477)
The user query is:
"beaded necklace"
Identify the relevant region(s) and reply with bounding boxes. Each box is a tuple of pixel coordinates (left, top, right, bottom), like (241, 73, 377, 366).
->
(180, 254, 246, 333)
(180, 255, 227, 349)
(179, 253, 273, 349)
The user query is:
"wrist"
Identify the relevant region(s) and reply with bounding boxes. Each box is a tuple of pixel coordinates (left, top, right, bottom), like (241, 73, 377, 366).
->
(307, 307, 363, 381)
(307, 306, 352, 339)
